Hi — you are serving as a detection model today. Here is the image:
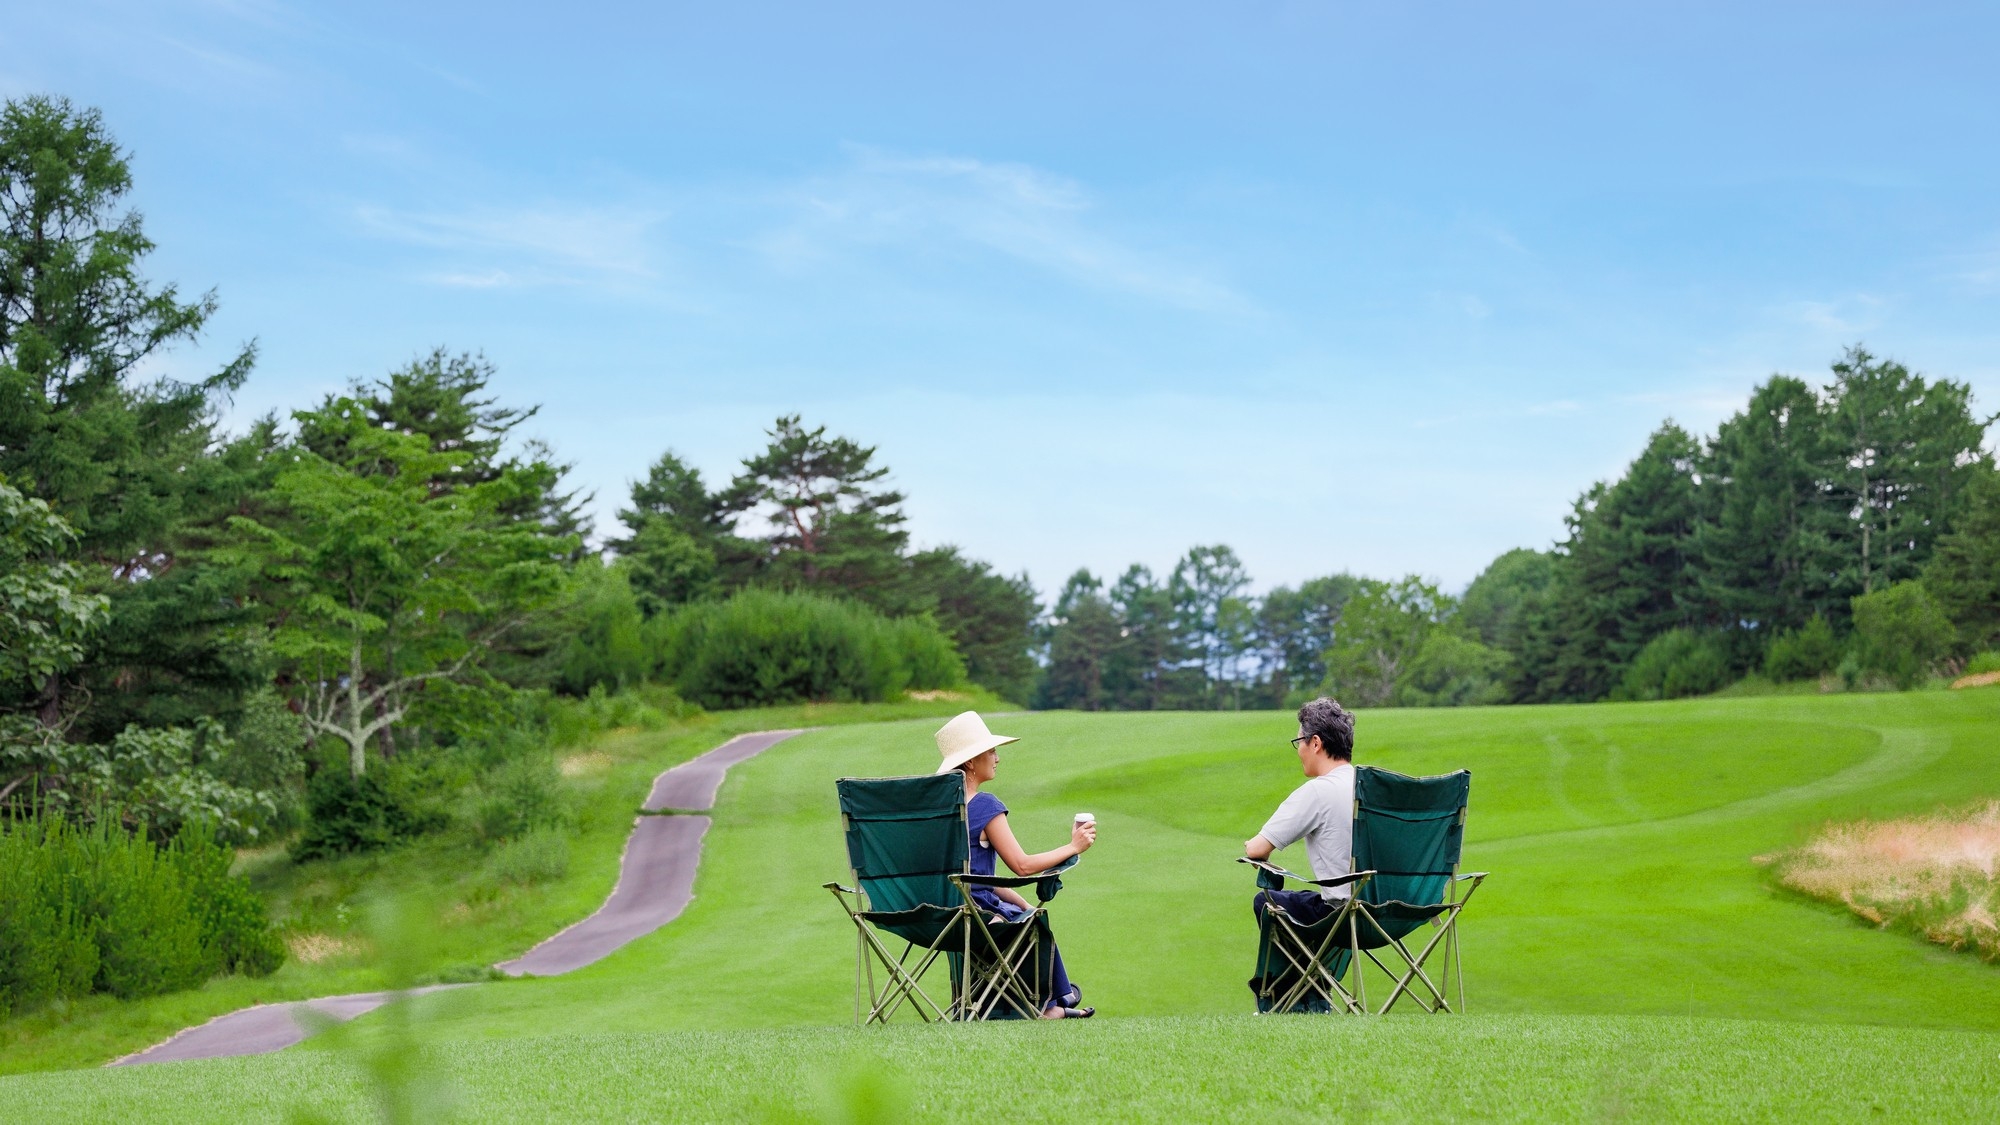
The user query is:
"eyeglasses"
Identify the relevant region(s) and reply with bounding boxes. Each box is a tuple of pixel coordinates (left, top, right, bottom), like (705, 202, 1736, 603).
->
(1290, 735, 1313, 749)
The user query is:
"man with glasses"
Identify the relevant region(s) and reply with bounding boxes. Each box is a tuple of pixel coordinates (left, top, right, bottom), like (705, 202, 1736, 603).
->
(1242, 697, 1358, 926)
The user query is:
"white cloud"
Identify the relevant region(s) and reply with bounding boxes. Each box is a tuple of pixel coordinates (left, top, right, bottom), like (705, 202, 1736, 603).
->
(356, 203, 662, 286)
(1782, 294, 1884, 335)
(751, 148, 1257, 315)
(424, 269, 517, 289)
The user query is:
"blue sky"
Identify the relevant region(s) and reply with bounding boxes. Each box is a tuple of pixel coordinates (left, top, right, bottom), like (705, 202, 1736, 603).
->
(6, 2, 1998, 597)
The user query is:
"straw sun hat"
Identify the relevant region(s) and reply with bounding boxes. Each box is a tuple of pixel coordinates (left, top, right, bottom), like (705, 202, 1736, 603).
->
(934, 711, 1019, 775)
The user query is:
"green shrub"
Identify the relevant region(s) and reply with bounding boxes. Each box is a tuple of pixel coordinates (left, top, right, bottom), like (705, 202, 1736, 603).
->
(1852, 581, 1955, 690)
(1764, 615, 1843, 682)
(1965, 652, 2000, 676)
(545, 683, 698, 750)
(476, 753, 572, 842)
(292, 769, 424, 861)
(887, 616, 967, 691)
(175, 822, 285, 978)
(1614, 629, 1733, 701)
(553, 558, 651, 696)
(488, 827, 571, 885)
(0, 817, 282, 1014)
(90, 834, 210, 1000)
(0, 838, 64, 1017)
(654, 589, 964, 709)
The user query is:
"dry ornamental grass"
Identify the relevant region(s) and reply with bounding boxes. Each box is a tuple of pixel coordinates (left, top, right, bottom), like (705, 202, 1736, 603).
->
(1766, 802, 2000, 958)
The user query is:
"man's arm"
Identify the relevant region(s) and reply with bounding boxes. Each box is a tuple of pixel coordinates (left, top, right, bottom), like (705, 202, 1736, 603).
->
(1247, 784, 1309, 861)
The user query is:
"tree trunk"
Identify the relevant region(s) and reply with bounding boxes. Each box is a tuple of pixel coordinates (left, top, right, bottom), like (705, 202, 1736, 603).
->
(348, 638, 367, 778)
(36, 671, 59, 729)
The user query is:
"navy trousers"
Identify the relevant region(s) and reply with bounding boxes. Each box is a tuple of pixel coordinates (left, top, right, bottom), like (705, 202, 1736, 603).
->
(1253, 887, 1337, 925)
(989, 899, 1080, 1010)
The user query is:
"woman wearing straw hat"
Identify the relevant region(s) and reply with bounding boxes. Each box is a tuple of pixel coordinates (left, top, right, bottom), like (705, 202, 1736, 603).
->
(935, 711, 1097, 1019)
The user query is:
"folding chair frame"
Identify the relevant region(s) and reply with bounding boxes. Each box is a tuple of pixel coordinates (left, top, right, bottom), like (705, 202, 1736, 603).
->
(824, 882, 963, 1024)
(826, 857, 1073, 1024)
(1246, 860, 1489, 1016)
(1248, 862, 1374, 1015)
(1363, 870, 1487, 1014)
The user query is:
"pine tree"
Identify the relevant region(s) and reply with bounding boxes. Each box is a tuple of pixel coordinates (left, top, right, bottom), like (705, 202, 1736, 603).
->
(1525, 424, 1702, 701)
(1692, 376, 1838, 634)
(1820, 347, 1987, 598)
(1924, 466, 2000, 654)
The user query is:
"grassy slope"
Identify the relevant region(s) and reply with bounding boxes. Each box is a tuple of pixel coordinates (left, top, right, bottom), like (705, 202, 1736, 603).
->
(330, 691, 2000, 1045)
(5, 1014, 1998, 1122)
(0, 694, 1003, 1076)
(8, 691, 2000, 1119)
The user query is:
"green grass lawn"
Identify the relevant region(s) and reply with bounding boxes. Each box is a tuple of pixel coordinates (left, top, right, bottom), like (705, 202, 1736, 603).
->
(6, 1013, 1998, 1122)
(351, 691, 2000, 1043)
(5, 690, 1999, 1119)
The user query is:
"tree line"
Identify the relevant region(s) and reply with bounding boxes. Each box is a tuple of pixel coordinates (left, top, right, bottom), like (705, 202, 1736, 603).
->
(1037, 349, 1999, 709)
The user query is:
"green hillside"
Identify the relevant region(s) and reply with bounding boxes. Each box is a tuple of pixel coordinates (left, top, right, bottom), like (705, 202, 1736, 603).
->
(6, 691, 1998, 1120)
(357, 691, 2000, 1043)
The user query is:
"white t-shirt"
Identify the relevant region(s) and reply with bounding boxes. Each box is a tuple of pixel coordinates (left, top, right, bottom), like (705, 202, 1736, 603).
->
(1258, 765, 1356, 901)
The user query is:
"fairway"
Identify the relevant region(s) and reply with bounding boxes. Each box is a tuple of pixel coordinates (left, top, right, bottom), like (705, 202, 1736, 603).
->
(7, 691, 2000, 1121)
(345, 690, 2000, 1041)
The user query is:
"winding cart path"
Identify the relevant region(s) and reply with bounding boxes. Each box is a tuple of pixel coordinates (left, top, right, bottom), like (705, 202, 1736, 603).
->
(112, 729, 804, 1066)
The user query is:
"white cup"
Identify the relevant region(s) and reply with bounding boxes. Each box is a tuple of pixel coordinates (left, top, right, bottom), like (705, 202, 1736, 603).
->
(1074, 812, 1096, 826)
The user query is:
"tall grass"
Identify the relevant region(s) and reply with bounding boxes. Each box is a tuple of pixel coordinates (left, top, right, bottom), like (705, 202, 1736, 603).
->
(1766, 802, 2000, 959)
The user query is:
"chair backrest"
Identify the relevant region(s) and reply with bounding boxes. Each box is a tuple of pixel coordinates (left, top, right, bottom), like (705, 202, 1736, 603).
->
(1352, 765, 1470, 907)
(835, 773, 968, 913)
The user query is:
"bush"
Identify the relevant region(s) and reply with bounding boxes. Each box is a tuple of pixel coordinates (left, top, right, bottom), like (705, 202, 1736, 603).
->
(292, 768, 425, 862)
(1964, 651, 2000, 676)
(1614, 629, 1732, 701)
(488, 827, 571, 885)
(553, 558, 651, 696)
(175, 822, 286, 978)
(653, 589, 964, 709)
(476, 753, 572, 842)
(1852, 581, 1955, 690)
(1764, 615, 1843, 682)
(886, 616, 967, 691)
(89, 834, 211, 999)
(544, 683, 698, 750)
(0, 817, 282, 1015)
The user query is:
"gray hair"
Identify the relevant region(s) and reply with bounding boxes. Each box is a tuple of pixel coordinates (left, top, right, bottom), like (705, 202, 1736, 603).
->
(1297, 697, 1354, 760)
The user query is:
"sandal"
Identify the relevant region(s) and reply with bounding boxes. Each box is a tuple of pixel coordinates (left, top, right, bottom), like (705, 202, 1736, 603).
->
(1061, 1006, 1095, 1018)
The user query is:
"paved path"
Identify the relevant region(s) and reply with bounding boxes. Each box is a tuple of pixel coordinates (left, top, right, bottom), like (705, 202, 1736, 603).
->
(112, 729, 804, 1066)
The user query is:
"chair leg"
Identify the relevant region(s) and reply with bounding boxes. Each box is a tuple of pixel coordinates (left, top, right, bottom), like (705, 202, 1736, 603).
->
(1364, 906, 1457, 1015)
(1262, 906, 1366, 1015)
(963, 910, 1049, 1020)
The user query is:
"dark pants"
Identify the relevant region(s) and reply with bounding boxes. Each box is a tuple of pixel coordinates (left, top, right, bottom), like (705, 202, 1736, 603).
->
(1253, 888, 1336, 926)
(990, 900, 1080, 1011)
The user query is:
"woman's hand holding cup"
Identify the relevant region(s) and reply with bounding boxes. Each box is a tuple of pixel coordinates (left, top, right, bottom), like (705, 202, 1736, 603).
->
(1071, 812, 1097, 853)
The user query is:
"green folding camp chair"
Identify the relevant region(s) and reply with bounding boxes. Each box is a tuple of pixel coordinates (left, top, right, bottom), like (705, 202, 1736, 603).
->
(1244, 765, 1486, 1015)
(824, 773, 1077, 1024)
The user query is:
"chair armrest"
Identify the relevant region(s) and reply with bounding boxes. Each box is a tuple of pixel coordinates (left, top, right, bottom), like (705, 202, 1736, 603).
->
(822, 881, 859, 895)
(1453, 872, 1489, 881)
(1237, 857, 1375, 891)
(953, 854, 1078, 904)
(958, 853, 1080, 888)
